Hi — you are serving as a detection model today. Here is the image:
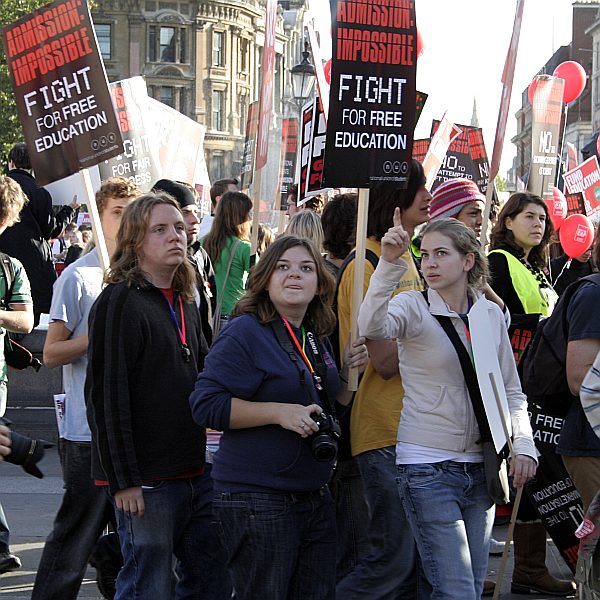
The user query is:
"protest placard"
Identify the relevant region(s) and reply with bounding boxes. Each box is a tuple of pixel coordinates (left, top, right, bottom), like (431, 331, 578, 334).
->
(324, 0, 417, 187)
(255, 0, 276, 171)
(240, 101, 259, 190)
(480, 0, 525, 246)
(565, 191, 587, 216)
(526, 453, 585, 574)
(1, 0, 123, 185)
(98, 77, 161, 191)
(277, 118, 299, 211)
(564, 156, 600, 217)
(422, 116, 462, 190)
(412, 138, 430, 164)
(299, 95, 328, 205)
(528, 76, 564, 200)
(146, 97, 208, 188)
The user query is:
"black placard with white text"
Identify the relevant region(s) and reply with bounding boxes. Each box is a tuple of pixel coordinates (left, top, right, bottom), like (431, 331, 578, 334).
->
(526, 453, 584, 574)
(324, 0, 417, 188)
(1, 0, 123, 185)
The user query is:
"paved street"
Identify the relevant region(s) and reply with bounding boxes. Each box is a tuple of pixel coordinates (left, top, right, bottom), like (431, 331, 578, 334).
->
(0, 447, 577, 599)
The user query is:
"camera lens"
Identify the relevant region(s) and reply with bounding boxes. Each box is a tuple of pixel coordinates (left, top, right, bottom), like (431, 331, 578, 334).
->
(312, 433, 338, 462)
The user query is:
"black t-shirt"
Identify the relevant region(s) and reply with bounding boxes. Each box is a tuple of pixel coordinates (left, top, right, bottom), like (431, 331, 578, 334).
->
(557, 282, 600, 456)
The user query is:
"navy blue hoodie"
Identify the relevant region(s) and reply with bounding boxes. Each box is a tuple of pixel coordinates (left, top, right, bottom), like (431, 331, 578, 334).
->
(189, 314, 341, 493)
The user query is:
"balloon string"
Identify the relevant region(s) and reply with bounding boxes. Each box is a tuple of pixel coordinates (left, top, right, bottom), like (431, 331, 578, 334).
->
(551, 258, 572, 288)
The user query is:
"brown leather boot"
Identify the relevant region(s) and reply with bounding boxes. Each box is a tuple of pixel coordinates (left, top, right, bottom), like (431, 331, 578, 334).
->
(511, 522, 576, 596)
(482, 579, 495, 596)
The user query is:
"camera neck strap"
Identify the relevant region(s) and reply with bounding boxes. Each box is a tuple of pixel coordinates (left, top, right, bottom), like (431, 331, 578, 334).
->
(270, 317, 335, 416)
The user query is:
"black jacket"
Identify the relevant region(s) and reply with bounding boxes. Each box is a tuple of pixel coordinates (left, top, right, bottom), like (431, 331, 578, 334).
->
(0, 169, 76, 314)
(86, 281, 208, 494)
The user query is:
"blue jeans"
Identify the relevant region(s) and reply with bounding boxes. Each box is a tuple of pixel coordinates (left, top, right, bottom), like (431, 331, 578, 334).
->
(0, 501, 9, 554)
(112, 472, 229, 600)
(397, 462, 494, 600)
(213, 488, 336, 600)
(336, 446, 430, 600)
(330, 458, 370, 582)
(32, 440, 114, 600)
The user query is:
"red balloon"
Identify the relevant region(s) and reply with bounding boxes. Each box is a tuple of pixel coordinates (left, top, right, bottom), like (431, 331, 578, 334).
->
(528, 78, 538, 104)
(324, 59, 331, 85)
(416, 29, 424, 59)
(545, 187, 568, 230)
(552, 61, 587, 103)
(559, 213, 595, 259)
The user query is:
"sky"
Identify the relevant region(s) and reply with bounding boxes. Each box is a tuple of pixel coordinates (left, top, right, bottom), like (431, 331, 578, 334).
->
(308, 0, 578, 177)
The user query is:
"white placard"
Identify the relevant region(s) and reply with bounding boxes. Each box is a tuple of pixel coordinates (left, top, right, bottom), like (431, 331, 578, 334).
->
(44, 166, 101, 206)
(468, 296, 512, 453)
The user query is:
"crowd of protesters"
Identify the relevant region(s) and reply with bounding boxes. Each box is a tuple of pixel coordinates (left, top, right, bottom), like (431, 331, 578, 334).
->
(1, 141, 600, 600)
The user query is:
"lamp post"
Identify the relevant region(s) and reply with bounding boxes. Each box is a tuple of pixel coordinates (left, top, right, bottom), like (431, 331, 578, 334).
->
(280, 40, 315, 227)
(290, 40, 316, 108)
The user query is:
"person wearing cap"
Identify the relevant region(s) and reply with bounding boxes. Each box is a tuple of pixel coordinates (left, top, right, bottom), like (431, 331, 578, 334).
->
(153, 179, 216, 346)
(430, 178, 485, 237)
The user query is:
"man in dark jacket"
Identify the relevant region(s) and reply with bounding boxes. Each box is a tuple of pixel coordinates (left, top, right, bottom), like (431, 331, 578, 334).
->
(2, 143, 79, 325)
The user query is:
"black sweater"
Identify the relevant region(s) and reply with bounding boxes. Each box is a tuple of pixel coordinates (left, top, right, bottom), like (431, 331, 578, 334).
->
(86, 281, 207, 494)
(1, 169, 76, 314)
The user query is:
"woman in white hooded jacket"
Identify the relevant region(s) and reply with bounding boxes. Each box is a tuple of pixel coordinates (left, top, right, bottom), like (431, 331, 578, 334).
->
(358, 214, 537, 600)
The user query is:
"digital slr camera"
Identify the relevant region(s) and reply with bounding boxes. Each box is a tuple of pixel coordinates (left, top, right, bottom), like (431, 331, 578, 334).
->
(310, 412, 341, 462)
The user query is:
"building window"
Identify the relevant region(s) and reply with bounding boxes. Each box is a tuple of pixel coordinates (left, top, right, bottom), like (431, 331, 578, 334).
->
(213, 31, 224, 67)
(239, 95, 247, 131)
(160, 86, 175, 108)
(96, 23, 111, 60)
(148, 25, 187, 63)
(210, 152, 225, 180)
(212, 90, 224, 130)
(239, 38, 249, 73)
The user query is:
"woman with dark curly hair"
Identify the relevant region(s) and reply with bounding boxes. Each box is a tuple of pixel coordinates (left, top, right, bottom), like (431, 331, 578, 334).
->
(489, 192, 557, 361)
(321, 193, 357, 275)
(190, 235, 368, 599)
(488, 192, 574, 596)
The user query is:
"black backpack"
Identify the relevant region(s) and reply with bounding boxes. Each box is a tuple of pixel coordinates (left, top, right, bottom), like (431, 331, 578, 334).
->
(520, 273, 600, 417)
(329, 248, 379, 369)
(0, 253, 41, 371)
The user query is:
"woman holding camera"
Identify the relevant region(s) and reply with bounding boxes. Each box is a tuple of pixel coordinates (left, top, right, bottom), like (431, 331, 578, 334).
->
(190, 235, 368, 600)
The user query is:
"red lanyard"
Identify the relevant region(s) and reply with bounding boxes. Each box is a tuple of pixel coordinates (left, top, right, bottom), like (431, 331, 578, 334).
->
(281, 317, 314, 375)
(280, 317, 325, 391)
(166, 295, 187, 347)
(165, 294, 191, 362)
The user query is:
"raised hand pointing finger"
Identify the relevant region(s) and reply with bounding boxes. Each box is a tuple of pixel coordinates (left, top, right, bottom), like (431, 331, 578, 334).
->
(381, 207, 410, 263)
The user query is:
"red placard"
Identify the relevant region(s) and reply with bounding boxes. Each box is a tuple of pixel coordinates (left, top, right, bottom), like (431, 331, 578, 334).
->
(254, 0, 276, 170)
(564, 156, 600, 217)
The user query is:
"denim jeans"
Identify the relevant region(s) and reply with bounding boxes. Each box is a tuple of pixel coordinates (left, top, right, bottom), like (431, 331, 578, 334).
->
(213, 488, 336, 600)
(336, 446, 430, 600)
(0, 501, 9, 554)
(397, 461, 493, 600)
(32, 440, 115, 600)
(112, 471, 229, 600)
(330, 458, 370, 582)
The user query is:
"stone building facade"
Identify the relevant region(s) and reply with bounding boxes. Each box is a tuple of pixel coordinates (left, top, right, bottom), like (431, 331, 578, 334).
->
(91, 0, 310, 183)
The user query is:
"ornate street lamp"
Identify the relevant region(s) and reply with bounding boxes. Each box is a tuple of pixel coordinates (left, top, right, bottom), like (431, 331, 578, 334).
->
(290, 41, 316, 106)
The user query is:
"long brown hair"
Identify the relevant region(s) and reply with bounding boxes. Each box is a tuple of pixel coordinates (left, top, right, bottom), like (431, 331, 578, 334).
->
(105, 192, 197, 301)
(203, 191, 252, 264)
(490, 191, 554, 269)
(233, 235, 336, 337)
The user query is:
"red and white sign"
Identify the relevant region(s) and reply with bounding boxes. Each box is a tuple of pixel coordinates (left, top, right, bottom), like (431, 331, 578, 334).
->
(255, 0, 276, 170)
(564, 156, 600, 217)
